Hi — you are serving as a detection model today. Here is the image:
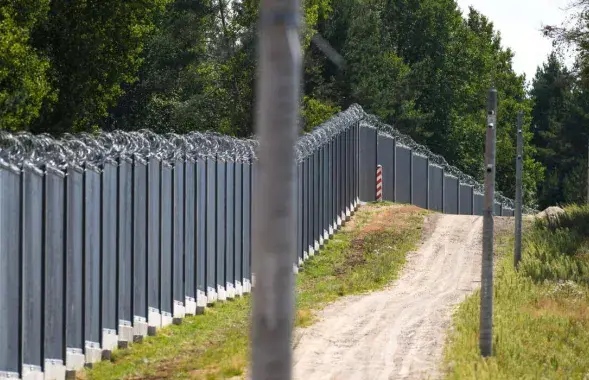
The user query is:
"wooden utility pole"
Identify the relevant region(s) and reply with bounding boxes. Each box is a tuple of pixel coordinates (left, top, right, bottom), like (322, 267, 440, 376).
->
(250, 0, 301, 377)
(514, 111, 523, 269)
(480, 87, 497, 357)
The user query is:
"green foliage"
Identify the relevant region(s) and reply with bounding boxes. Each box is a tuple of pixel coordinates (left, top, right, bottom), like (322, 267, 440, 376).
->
(0, 1, 53, 131)
(31, 0, 171, 133)
(519, 205, 589, 284)
(301, 96, 340, 132)
(530, 53, 589, 208)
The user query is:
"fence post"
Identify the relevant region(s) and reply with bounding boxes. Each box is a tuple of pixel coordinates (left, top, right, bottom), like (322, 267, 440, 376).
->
(480, 87, 497, 357)
(514, 111, 524, 269)
(251, 0, 300, 372)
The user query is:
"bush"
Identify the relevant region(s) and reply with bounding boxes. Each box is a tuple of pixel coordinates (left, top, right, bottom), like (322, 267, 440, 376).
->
(519, 205, 589, 285)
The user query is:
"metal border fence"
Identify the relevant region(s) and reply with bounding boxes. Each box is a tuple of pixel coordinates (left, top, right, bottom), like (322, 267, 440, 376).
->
(0, 104, 516, 379)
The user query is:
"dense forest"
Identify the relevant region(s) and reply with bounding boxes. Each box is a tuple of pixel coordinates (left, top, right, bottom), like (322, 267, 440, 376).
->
(1, 0, 589, 208)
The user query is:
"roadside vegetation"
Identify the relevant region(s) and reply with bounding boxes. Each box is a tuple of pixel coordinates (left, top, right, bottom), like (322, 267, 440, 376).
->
(84, 203, 427, 380)
(444, 205, 589, 379)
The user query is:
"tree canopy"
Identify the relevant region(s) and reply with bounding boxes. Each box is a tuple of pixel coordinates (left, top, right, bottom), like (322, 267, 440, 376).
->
(5, 0, 589, 208)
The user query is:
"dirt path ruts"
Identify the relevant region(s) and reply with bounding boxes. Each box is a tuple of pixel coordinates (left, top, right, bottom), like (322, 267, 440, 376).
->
(292, 214, 484, 380)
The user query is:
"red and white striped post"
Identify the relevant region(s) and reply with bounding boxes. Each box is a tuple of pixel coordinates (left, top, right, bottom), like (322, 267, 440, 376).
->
(376, 165, 383, 201)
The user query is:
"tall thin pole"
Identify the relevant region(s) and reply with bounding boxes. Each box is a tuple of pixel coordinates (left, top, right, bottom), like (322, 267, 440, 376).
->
(514, 111, 523, 269)
(250, 0, 301, 377)
(480, 87, 497, 357)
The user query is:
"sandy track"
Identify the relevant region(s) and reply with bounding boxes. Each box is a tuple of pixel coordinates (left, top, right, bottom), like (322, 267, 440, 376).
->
(292, 214, 483, 380)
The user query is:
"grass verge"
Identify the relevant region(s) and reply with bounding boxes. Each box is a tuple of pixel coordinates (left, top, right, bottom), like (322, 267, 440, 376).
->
(84, 202, 427, 380)
(444, 206, 589, 379)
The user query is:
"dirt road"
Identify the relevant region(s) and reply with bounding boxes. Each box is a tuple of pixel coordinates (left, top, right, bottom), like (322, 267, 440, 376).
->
(292, 214, 484, 380)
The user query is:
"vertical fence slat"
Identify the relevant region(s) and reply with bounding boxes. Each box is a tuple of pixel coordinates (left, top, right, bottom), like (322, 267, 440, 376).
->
(226, 160, 235, 298)
(216, 159, 226, 300)
(160, 163, 173, 326)
(205, 158, 216, 302)
(172, 159, 186, 319)
(184, 159, 196, 314)
(132, 158, 148, 339)
(0, 162, 21, 376)
(44, 167, 66, 376)
(234, 161, 243, 295)
(65, 165, 85, 370)
(243, 162, 251, 292)
(22, 164, 43, 373)
(147, 158, 161, 332)
(101, 160, 118, 352)
(83, 165, 101, 362)
(196, 159, 207, 308)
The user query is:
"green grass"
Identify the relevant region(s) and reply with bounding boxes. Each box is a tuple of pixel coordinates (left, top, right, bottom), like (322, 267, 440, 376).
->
(84, 202, 427, 380)
(444, 206, 589, 380)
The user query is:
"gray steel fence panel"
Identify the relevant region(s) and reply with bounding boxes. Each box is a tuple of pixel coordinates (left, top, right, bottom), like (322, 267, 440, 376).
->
(66, 165, 84, 351)
(332, 139, 336, 225)
(84, 166, 101, 345)
(44, 166, 65, 362)
(428, 165, 443, 212)
(196, 159, 207, 299)
(173, 160, 185, 307)
(312, 151, 318, 245)
(147, 158, 161, 317)
(412, 155, 428, 209)
(101, 161, 117, 335)
(501, 207, 510, 217)
(297, 162, 302, 262)
(22, 164, 43, 368)
(160, 163, 173, 315)
(459, 184, 474, 215)
(234, 162, 242, 290)
(243, 163, 251, 284)
(346, 127, 352, 211)
(474, 193, 484, 216)
(377, 134, 395, 201)
(339, 132, 344, 213)
(342, 129, 346, 212)
(444, 175, 459, 214)
(494, 202, 501, 216)
(317, 148, 322, 240)
(184, 159, 196, 300)
(327, 140, 333, 228)
(322, 146, 327, 235)
(309, 152, 315, 245)
(216, 160, 226, 296)
(302, 158, 308, 253)
(226, 161, 235, 292)
(206, 158, 216, 298)
(132, 159, 148, 323)
(359, 127, 377, 202)
(117, 158, 133, 328)
(395, 146, 411, 204)
(0, 162, 21, 375)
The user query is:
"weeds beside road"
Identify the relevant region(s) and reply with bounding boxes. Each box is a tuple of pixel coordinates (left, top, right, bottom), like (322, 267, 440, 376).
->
(444, 206, 589, 379)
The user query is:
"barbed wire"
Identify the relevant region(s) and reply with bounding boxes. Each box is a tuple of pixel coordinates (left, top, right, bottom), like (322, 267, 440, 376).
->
(0, 103, 528, 211)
